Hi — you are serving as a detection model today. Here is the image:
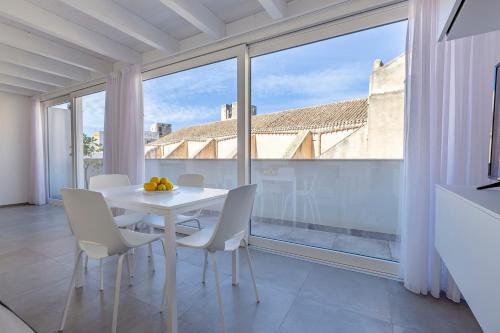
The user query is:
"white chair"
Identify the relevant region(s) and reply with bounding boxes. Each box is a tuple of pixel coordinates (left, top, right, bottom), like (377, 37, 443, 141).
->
(58, 188, 165, 333)
(173, 184, 260, 333)
(89, 174, 146, 229)
(87, 174, 150, 290)
(144, 173, 205, 230)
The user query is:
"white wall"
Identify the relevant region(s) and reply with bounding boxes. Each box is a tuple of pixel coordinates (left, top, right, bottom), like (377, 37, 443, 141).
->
(0, 92, 31, 205)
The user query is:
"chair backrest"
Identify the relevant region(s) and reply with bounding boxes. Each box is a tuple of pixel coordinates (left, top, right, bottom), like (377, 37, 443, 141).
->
(177, 173, 204, 187)
(209, 184, 257, 251)
(89, 174, 130, 191)
(61, 188, 127, 256)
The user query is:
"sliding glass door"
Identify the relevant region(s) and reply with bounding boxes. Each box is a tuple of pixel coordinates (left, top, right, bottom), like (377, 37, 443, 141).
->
(249, 21, 407, 262)
(46, 99, 74, 200)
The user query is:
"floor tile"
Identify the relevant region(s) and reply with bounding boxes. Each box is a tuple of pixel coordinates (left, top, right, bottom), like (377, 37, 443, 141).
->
(279, 297, 393, 333)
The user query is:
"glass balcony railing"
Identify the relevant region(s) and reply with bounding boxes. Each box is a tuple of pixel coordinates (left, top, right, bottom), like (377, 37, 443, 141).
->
(83, 158, 402, 261)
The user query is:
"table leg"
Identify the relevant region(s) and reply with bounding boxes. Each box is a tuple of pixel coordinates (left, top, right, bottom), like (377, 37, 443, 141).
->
(164, 212, 178, 333)
(75, 241, 84, 288)
(232, 249, 240, 286)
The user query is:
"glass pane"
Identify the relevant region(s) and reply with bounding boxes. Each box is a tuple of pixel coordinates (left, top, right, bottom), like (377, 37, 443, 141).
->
(47, 102, 72, 200)
(78, 91, 105, 188)
(250, 21, 407, 261)
(143, 58, 237, 226)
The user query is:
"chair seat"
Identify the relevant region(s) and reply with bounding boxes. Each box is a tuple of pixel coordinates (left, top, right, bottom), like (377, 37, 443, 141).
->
(114, 212, 145, 228)
(143, 214, 199, 229)
(120, 229, 163, 248)
(176, 226, 215, 249)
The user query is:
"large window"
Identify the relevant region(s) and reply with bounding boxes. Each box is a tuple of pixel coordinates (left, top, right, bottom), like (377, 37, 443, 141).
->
(249, 21, 407, 261)
(143, 58, 238, 191)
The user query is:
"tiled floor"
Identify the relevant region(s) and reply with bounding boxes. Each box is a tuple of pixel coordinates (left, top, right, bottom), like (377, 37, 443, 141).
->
(0, 205, 482, 333)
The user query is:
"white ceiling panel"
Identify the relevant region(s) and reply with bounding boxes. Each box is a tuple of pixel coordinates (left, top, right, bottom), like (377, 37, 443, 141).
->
(114, 0, 201, 40)
(201, 0, 264, 23)
(25, 0, 155, 53)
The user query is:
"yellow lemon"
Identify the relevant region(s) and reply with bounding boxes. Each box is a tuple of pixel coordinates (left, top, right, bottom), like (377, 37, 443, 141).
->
(157, 184, 166, 191)
(143, 182, 157, 192)
(160, 177, 169, 185)
(165, 182, 174, 191)
(150, 176, 160, 184)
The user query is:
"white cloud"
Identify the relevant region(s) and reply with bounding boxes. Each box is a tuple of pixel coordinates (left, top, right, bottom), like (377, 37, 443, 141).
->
(253, 64, 368, 99)
(81, 91, 105, 134)
(143, 59, 236, 100)
(143, 102, 219, 129)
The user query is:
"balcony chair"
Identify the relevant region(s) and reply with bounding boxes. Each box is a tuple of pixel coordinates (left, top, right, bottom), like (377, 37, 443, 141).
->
(88, 174, 149, 291)
(58, 188, 165, 333)
(171, 184, 260, 333)
(143, 173, 205, 231)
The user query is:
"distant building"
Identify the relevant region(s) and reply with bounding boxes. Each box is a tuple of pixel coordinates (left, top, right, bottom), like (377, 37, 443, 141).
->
(150, 122, 172, 137)
(220, 102, 257, 121)
(91, 131, 104, 145)
(144, 131, 160, 144)
(145, 54, 405, 160)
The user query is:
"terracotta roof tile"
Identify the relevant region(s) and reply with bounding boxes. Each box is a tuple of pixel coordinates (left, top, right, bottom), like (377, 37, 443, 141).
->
(151, 98, 368, 145)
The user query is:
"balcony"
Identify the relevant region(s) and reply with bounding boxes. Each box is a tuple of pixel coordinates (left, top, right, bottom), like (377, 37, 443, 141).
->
(85, 158, 401, 261)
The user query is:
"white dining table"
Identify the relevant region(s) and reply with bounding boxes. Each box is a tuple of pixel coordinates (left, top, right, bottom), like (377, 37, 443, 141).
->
(76, 184, 230, 333)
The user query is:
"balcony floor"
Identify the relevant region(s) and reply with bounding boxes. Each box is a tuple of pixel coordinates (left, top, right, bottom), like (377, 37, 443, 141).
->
(0, 205, 481, 333)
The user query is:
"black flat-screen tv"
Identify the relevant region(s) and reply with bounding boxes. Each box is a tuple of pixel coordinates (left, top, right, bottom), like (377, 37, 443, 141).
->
(478, 63, 500, 190)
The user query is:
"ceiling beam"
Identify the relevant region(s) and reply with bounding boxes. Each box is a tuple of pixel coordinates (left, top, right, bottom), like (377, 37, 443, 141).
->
(0, 83, 37, 96)
(59, 0, 179, 53)
(0, 62, 70, 87)
(0, 44, 90, 82)
(0, 74, 56, 93)
(0, 0, 141, 64)
(258, 0, 287, 19)
(158, 0, 225, 39)
(0, 23, 112, 74)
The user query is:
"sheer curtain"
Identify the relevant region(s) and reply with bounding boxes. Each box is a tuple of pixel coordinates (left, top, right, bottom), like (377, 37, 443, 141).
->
(401, 0, 499, 302)
(103, 64, 144, 184)
(28, 96, 46, 205)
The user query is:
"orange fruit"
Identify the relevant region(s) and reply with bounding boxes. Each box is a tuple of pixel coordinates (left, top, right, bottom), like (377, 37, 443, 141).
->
(160, 177, 169, 185)
(150, 176, 160, 184)
(143, 182, 157, 192)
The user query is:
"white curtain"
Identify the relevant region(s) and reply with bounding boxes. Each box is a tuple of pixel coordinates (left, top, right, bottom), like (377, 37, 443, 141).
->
(103, 64, 144, 184)
(28, 96, 46, 205)
(401, 0, 499, 302)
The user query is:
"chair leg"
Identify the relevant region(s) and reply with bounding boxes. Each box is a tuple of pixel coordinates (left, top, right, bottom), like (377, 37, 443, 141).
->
(99, 259, 104, 292)
(202, 249, 208, 284)
(243, 240, 260, 303)
(84, 254, 88, 271)
(148, 225, 153, 259)
(58, 250, 83, 332)
(210, 252, 226, 333)
(160, 240, 167, 313)
(112, 254, 125, 333)
(125, 252, 133, 286)
(150, 244, 156, 273)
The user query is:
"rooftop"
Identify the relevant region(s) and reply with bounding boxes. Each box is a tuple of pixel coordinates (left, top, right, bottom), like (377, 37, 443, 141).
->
(150, 98, 368, 145)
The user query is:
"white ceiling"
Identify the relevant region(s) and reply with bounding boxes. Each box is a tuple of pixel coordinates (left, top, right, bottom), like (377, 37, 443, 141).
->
(0, 0, 356, 96)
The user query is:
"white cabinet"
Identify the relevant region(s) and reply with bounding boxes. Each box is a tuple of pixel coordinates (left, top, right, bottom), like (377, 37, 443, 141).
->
(435, 185, 500, 333)
(438, 0, 500, 41)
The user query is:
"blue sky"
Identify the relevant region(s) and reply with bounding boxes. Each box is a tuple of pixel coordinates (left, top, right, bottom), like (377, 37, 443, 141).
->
(82, 20, 407, 136)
